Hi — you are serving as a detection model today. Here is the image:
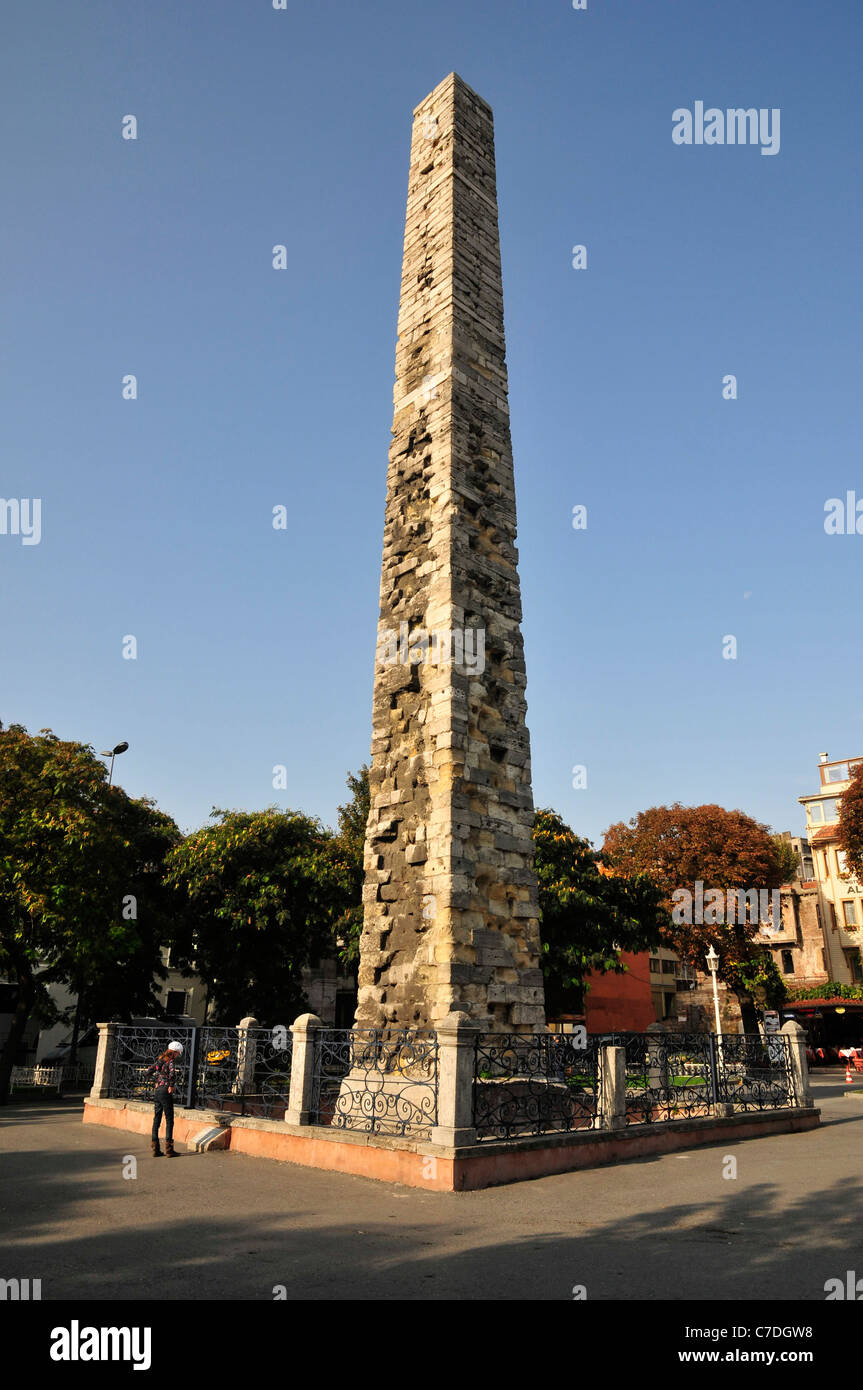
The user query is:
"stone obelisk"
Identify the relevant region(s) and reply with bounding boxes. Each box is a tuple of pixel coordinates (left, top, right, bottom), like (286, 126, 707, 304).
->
(356, 73, 544, 1033)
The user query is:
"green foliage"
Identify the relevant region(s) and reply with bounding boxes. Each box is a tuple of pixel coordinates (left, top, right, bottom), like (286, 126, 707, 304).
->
(332, 766, 370, 967)
(165, 806, 356, 1024)
(533, 808, 668, 1008)
(788, 980, 863, 1001)
(0, 722, 181, 1101)
(771, 835, 801, 885)
(738, 952, 788, 1009)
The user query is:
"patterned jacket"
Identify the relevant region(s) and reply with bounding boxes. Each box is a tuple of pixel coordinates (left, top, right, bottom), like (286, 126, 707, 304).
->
(146, 1056, 180, 1093)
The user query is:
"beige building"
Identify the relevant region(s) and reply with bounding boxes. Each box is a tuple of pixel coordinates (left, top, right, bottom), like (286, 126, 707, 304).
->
(797, 753, 863, 986)
(156, 947, 357, 1029)
(752, 833, 827, 991)
(648, 950, 697, 1024)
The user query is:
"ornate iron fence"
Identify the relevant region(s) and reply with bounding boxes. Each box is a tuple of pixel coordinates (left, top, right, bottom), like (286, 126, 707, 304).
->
(616, 1032, 715, 1125)
(714, 1032, 795, 1111)
(108, 1025, 194, 1103)
(107, 1024, 293, 1117)
(473, 1032, 600, 1140)
(470, 1029, 800, 1140)
(194, 1025, 293, 1119)
(310, 1027, 438, 1137)
(106, 1023, 800, 1135)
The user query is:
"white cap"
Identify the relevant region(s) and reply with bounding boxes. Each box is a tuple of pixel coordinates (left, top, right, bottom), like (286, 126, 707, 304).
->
(167, 1040, 184, 1055)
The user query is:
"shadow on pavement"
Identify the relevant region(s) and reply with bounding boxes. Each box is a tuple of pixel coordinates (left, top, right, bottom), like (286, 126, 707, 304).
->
(1, 1098, 862, 1300)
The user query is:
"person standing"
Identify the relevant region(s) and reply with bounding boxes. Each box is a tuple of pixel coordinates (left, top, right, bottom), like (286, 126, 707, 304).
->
(146, 1041, 184, 1156)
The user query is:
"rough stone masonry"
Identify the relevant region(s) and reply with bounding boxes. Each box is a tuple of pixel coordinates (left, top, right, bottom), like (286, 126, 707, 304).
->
(356, 73, 545, 1033)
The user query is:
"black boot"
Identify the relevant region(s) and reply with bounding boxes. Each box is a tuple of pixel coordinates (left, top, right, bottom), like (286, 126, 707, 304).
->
(151, 1139, 163, 1157)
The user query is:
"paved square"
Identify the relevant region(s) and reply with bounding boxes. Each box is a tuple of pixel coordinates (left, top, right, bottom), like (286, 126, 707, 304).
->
(1, 1077, 860, 1300)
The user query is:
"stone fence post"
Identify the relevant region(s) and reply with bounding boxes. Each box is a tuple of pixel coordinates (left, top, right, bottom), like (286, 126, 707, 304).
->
(430, 1011, 479, 1147)
(600, 1044, 627, 1130)
(645, 1021, 670, 1101)
(782, 1019, 812, 1108)
(89, 1022, 118, 1100)
(285, 1013, 322, 1125)
(234, 1015, 259, 1096)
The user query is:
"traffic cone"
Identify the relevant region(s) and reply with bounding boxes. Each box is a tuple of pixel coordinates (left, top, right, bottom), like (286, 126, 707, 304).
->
(846, 1059, 853, 1084)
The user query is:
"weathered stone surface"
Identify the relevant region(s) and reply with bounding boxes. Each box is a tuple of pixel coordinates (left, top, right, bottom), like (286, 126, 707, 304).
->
(356, 73, 545, 1033)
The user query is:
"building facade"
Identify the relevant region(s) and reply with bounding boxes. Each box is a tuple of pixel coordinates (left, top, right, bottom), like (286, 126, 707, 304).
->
(798, 753, 863, 986)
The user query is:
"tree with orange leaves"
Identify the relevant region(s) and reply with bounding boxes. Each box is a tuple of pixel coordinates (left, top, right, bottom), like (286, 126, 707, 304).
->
(602, 804, 794, 1032)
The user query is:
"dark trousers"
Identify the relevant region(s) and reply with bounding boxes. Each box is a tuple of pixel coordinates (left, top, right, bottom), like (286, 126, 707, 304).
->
(152, 1086, 174, 1143)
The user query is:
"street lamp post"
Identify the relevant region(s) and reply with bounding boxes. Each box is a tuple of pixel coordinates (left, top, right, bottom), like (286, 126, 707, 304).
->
(705, 944, 725, 1105)
(100, 741, 129, 788)
(705, 945, 722, 1036)
(73, 740, 129, 1062)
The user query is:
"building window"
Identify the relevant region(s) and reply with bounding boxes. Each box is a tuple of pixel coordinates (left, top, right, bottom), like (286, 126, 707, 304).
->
(843, 950, 863, 984)
(165, 990, 187, 1015)
(649, 958, 660, 975)
(825, 763, 849, 783)
(662, 960, 676, 976)
(823, 798, 839, 822)
(808, 803, 824, 824)
(780, 950, 794, 975)
(843, 900, 859, 927)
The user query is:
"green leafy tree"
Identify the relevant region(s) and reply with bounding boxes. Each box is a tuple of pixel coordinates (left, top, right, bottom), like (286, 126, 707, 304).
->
(533, 808, 667, 1015)
(0, 723, 180, 1103)
(165, 808, 356, 1025)
(333, 766, 370, 967)
(738, 953, 787, 1011)
(772, 835, 802, 885)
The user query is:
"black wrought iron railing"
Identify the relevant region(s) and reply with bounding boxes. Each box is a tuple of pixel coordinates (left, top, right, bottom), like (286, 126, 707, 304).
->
(107, 1023, 799, 1138)
(473, 1032, 599, 1140)
(471, 1030, 798, 1141)
(615, 1032, 715, 1125)
(108, 1025, 195, 1103)
(310, 1027, 438, 1137)
(107, 1023, 292, 1117)
(194, 1025, 293, 1119)
(713, 1032, 795, 1111)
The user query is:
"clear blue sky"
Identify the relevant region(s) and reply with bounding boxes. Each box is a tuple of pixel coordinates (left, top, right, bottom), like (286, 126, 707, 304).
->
(2, 0, 861, 846)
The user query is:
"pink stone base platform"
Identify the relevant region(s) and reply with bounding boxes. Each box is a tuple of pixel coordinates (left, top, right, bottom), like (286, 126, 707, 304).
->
(83, 1097, 819, 1192)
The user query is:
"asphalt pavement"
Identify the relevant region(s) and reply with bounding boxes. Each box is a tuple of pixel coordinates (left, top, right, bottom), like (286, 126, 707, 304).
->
(1, 1076, 860, 1300)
